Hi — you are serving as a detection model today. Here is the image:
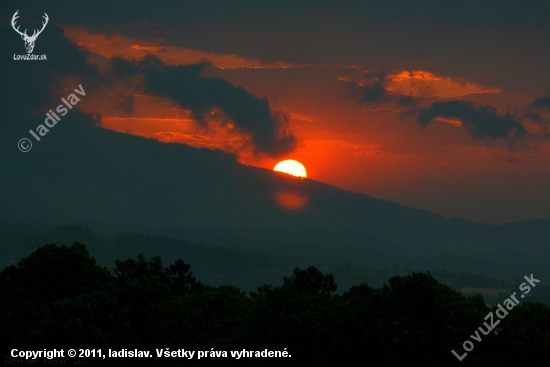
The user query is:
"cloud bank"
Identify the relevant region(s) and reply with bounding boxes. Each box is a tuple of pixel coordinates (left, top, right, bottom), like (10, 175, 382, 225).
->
(344, 71, 415, 107)
(110, 56, 296, 157)
(416, 100, 526, 141)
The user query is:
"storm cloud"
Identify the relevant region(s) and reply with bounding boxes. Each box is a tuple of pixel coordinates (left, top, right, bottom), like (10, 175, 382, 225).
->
(416, 100, 527, 141)
(111, 55, 296, 157)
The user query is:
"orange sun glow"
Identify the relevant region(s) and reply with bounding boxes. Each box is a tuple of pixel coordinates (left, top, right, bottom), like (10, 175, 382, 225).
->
(273, 160, 307, 178)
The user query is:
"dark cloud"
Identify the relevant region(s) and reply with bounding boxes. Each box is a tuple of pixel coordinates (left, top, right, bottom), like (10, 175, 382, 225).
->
(344, 70, 528, 143)
(111, 55, 296, 157)
(2, 15, 295, 159)
(531, 96, 550, 109)
(415, 100, 526, 141)
(522, 95, 550, 125)
(345, 71, 415, 107)
(520, 95, 550, 135)
(3, 0, 548, 96)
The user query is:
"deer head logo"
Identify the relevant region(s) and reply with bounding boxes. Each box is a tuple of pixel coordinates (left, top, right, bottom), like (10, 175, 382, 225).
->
(11, 10, 49, 54)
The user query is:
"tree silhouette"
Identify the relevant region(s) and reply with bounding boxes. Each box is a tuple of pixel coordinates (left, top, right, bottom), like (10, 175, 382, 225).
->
(283, 266, 337, 296)
(2, 244, 550, 366)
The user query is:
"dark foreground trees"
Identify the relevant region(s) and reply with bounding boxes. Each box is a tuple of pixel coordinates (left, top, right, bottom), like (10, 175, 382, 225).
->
(1, 243, 549, 366)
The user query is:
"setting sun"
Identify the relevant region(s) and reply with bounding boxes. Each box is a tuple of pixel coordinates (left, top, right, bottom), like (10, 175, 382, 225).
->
(273, 160, 307, 178)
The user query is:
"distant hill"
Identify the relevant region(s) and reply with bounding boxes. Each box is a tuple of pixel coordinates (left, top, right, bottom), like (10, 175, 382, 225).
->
(1, 102, 548, 285)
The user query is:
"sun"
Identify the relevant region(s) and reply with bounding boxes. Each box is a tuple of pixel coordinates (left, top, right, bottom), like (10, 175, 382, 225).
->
(273, 159, 307, 178)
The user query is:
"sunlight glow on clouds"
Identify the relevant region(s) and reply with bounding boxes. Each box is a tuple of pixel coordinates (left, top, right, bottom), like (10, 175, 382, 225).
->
(64, 26, 305, 69)
(340, 70, 501, 99)
(387, 70, 501, 98)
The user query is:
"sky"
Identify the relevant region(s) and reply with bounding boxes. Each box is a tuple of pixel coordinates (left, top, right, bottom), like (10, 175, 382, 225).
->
(2, 0, 549, 224)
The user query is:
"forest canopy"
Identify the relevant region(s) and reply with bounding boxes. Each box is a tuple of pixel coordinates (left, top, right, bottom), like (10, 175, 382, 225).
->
(1, 243, 549, 366)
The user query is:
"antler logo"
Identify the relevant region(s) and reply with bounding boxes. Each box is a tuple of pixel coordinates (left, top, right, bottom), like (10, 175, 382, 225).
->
(11, 10, 49, 54)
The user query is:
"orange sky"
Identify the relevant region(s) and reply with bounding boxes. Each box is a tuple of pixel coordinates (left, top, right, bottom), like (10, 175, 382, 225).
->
(61, 26, 550, 223)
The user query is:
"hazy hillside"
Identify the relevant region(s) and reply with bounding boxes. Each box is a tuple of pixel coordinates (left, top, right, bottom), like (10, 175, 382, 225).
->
(1, 221, 548, 293)
(1, 48, 547, 295)
(2, 116, 548, 269)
